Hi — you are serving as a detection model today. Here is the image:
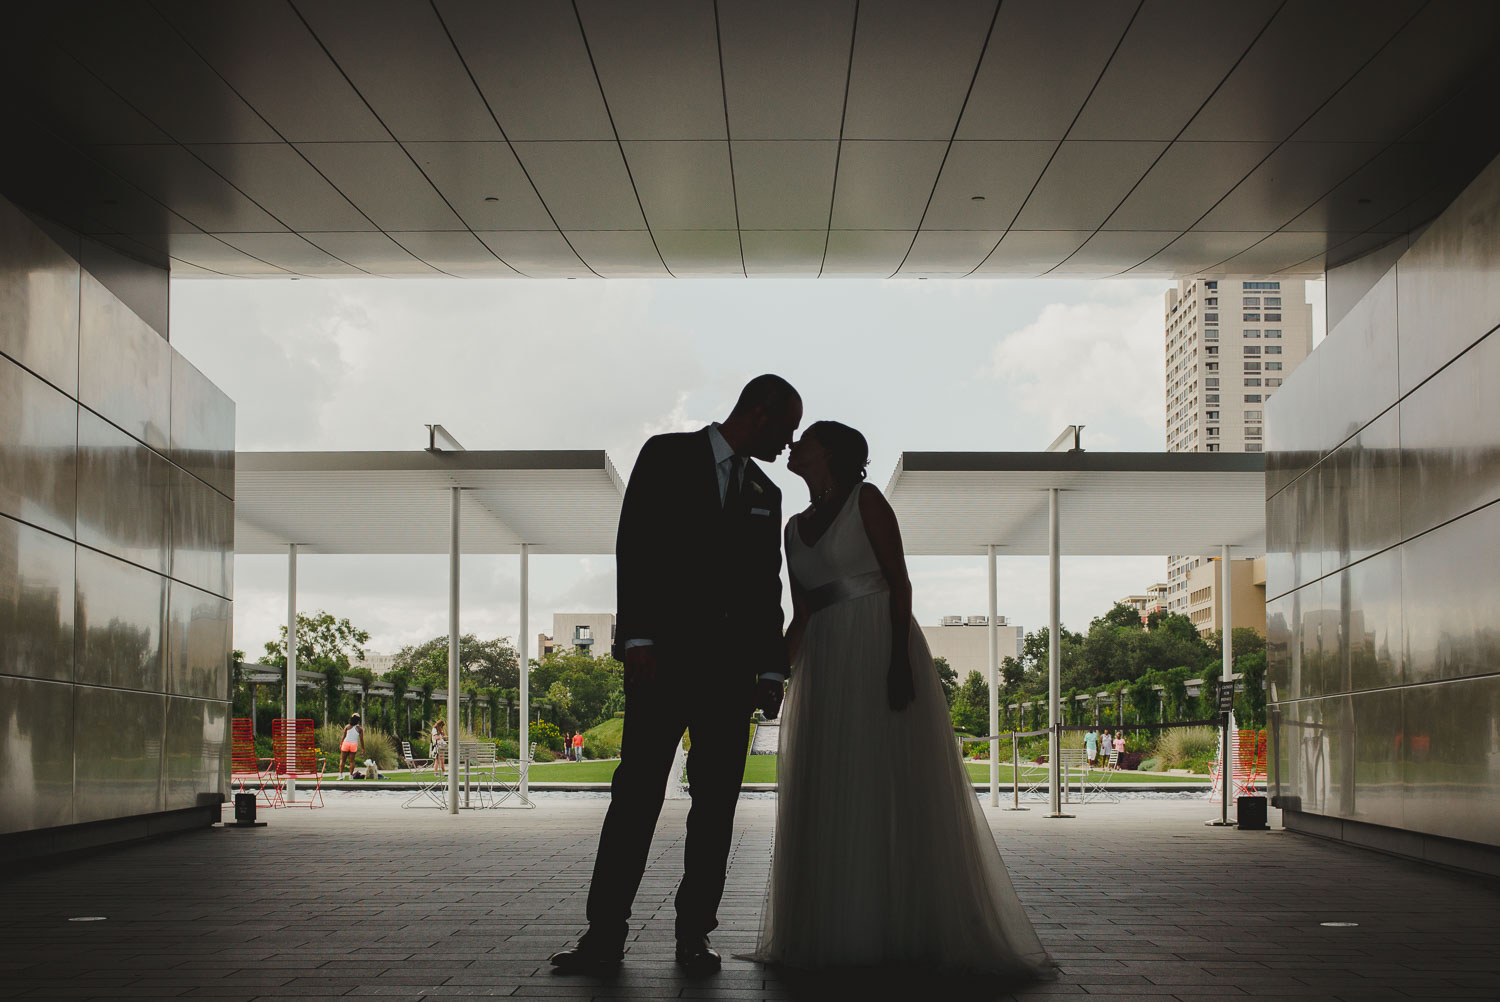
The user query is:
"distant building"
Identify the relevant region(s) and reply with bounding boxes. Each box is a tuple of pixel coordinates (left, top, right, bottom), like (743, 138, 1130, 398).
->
(361, 652, 398, 675)
(1164, 276, 1314, 617)
(921, 616, 1023, 679)
(1185, 557, 1267, 637)
(1116, 584, 1169, 625)
(538, 613, 617, 659)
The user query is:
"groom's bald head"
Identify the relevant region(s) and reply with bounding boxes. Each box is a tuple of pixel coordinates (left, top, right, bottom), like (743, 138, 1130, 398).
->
(724, 374, 802, 463)
(730, 374, 800, 420)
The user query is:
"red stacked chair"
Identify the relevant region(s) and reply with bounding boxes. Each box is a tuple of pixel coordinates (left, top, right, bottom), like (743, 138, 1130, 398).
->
(230, 718, 273, 806)
(269, 718, 325, 808)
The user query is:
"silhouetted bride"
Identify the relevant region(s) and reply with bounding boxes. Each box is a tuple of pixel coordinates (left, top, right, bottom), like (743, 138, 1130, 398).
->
(751, 421, 1051, 979)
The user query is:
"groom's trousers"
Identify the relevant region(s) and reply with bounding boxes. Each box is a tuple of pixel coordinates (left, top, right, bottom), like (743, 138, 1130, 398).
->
(585, 670, 755, 947)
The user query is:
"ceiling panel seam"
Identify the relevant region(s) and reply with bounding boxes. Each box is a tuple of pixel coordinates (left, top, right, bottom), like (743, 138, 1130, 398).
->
(429, 0, 596, 279)
(569, 0, 674, 277)
(817, 0, 861, 279)
(148, 0, 386, 277)
(712, 0, 747, 277)
(1044, 0, 1287, 279)
(287, 0, 517, 279)
(1150, 1, 1429, 277)
(966, 0, 1147, 277)
(43, 47, 299, 277)
(889, 0, 1001, 278)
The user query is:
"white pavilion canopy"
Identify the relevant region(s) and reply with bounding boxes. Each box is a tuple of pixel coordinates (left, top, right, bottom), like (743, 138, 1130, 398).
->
(233, 448, 625, 811)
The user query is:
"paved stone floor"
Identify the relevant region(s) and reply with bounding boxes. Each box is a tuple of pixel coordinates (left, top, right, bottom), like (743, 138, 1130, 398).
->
(2, 793, 1498, 1001)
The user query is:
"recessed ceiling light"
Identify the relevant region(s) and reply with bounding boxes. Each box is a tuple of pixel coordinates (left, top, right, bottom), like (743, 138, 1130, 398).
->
(1356, 197, 1372, 205)
(971, 195, 986, 201)
(68, 916, 107, 922)
(484, 196, 499, 202)
(1319, 921, 1359, 927)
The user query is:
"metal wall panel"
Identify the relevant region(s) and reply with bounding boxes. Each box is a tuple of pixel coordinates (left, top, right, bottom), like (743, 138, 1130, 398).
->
(1297, 578, 1339, 702)
(73, 546, 165, 693)
(73, 685, 164, 823)
(1339, 548, 1404, 694)
(78, 272, 171, 452)
(0, 676, 74, 833)
(1401, 501, 1500, 686)
(1401, 674, 1500, 847)
(164, 696, 227, 809)
(76, 409, 170, 574)
(1264, 344, 1323, 497)
(169, 350, 235, 499)
(1274, 688, 1404, 831)
(169, 467, 233, 598)
(1264, 480, 1297, 600)
(165, 580, 230, 700)
(0, 355, 77, 538)
(1318, 267, 1399, 447)
(1397, 328, 1500, 540)
(0, 515, 75, 682)
(1321, 407, 1401, 572)
(0, 197, 81, 394)
(1396, 154, 1500, 396)
(1265, 587, 1297, 698)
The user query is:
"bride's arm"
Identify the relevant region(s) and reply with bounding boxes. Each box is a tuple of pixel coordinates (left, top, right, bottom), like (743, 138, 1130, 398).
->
(785, 574, 810, 666)
(858, 484, 916, 710)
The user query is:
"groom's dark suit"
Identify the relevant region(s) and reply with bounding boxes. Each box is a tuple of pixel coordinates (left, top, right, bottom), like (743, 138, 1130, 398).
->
(588, 426, 786, 946)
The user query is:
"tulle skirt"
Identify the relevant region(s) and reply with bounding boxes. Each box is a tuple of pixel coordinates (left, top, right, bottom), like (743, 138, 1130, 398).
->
(751, 591, 1052, 977)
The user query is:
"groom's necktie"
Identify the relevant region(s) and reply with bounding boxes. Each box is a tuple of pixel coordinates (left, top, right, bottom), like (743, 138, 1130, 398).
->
(722, 455, 744, 512)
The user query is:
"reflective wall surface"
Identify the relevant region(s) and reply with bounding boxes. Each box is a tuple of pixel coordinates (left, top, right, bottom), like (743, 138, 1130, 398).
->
(1267, 153, 1500, 850)
(0, 195, 233, 837)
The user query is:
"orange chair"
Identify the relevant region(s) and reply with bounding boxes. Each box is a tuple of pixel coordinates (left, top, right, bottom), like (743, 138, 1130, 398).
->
(269, 718, 326, 808)
(230, 718, 273, 806)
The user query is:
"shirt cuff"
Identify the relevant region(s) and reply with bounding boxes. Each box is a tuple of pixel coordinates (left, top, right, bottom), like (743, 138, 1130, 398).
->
(623, 638, 654, 648)
(758, 672, 785, 682)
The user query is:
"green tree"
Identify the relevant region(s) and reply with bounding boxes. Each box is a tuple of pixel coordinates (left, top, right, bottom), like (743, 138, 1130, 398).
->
(393, 634, 520, 691)
(529, 649, 624, 731)
(950, 670, 990, 735)
(932, 656, 958, 706)
(1096, 601, 1145, 631)
(263, 611, 370, 673)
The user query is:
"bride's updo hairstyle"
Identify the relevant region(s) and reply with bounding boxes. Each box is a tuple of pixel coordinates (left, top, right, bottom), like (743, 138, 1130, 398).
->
(806, 420, 869, 486)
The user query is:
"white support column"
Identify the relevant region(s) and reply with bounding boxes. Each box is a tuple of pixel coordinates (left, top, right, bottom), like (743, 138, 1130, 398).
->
(1047, 488, 1069, 818)
(447, 487, 461, 814)
(1212, 543, 1234, 826)
(987, 544, 1000, 807)
(286, 543, 298, 802)
(519, 543, 530, 797)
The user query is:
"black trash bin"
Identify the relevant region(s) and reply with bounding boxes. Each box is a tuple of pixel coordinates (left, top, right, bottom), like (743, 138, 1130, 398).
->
(1237, 795, 1268, 830)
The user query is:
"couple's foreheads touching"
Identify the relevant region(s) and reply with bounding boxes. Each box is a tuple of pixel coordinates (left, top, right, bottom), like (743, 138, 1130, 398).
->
(717, 373, 869, 491)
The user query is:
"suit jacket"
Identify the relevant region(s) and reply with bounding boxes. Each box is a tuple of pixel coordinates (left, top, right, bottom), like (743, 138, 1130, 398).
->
(613, 427, 787, 678)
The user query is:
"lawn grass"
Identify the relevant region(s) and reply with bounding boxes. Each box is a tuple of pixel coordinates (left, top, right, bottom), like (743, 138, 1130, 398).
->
(376, 757, 1204, 784)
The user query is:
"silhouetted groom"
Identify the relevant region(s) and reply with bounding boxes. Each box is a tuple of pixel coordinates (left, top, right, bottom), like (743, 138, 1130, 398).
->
(551, 374, 801, 976)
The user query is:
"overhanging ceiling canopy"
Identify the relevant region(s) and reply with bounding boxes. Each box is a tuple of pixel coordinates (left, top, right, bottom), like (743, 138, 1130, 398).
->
(4, 1, 1499, 279)
(234, 450, 624, 555)
(886, 451, 1265, 556)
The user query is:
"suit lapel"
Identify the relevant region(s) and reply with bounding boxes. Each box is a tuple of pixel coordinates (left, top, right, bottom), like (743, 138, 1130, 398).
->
(696, 427, 721, 513)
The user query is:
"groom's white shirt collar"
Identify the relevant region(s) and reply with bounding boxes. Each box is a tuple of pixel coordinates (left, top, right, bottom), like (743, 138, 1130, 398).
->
(708, 422, 734, 466)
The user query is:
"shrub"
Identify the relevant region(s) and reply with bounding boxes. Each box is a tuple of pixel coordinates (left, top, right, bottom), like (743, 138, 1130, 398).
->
(533, 745, 559, 763)
(1153, 725, 1219, 768)
(496, 737, 520, 760)
(584, 734, 618, 760)
(1139, 756, 1160, 772)
(1117, 751, 1145, 771)
(531, 719, 565, 752)
(361, 729, 397, 770)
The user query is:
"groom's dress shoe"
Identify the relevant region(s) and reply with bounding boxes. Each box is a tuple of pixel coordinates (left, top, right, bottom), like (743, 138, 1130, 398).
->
(549, 942, 623, 975)
(674, 936, 722, 976)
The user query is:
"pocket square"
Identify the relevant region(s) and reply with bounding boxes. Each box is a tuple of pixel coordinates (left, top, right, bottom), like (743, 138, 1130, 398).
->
(750, 507, 771, 516)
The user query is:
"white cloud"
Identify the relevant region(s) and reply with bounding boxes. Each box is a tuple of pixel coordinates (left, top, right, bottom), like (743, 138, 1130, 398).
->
(989, 284, 1168, 451)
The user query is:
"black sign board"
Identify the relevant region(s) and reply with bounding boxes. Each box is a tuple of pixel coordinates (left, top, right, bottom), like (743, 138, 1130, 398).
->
(1217, 681, 1236, 714)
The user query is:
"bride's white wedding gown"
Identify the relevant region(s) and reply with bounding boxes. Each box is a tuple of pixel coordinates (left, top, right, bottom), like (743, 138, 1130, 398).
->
(752, 486, 1051, 976)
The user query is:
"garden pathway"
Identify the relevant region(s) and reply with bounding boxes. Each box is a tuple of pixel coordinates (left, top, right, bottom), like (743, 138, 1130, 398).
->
(2, 794, 1497, 1000)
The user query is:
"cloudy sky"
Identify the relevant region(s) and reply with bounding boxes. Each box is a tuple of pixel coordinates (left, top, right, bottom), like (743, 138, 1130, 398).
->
(170, 277, 1321, 662)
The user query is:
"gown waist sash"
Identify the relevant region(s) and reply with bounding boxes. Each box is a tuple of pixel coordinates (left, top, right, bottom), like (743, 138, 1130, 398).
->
(803, 570, 889, 613)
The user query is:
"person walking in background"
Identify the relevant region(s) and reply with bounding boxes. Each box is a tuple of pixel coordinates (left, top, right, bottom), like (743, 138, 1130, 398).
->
(337, 713, 364, 780)
(1084, 727, 1099, 767)
(573, 731, 586, 762)
(432, 719, 448, 774)
(1113, 731, 1127, 759)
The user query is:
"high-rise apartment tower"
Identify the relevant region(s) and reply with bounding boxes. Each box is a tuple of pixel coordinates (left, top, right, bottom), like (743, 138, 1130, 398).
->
(1163, 277, 1313, 614)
